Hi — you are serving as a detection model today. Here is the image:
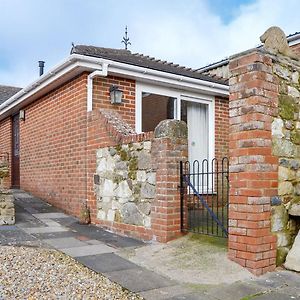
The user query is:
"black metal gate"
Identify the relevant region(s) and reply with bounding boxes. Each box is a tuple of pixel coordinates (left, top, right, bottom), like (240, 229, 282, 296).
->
(180, 158, 229, 238)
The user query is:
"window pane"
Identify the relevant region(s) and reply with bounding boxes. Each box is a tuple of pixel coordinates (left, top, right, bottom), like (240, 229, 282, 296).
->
(142, 92, 175, 132)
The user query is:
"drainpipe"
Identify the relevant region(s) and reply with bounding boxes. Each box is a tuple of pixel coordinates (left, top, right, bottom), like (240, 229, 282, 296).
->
(87, 63, 108, 112)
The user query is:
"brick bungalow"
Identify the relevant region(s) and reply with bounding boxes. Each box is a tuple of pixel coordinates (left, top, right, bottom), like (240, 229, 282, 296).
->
(2, 28, 300, 276)
(0, 46, 229, 242)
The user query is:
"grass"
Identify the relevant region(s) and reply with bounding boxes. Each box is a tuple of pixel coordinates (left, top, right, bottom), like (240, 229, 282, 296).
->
(188, 233, 227, 249)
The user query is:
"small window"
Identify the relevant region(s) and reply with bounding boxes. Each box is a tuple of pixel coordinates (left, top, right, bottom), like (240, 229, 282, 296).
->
(141, 92, 175, 132)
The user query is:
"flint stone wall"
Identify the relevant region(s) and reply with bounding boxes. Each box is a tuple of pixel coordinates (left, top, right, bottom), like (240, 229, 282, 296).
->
(0, 190, 15, 225)
(0, 159, 9, 188)
(0, 160, 15, 225)
(271, 54, 300, 266)
(94, 141, 155, 228)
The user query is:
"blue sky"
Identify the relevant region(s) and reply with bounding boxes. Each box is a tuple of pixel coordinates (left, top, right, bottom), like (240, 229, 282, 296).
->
(0, 0, 299, 87)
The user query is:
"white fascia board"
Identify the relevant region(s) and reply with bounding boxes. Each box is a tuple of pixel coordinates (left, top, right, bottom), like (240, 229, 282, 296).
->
(0, 54, 103, 118)
(100, 59, 229, 96)
(0, 54, 228, 119)
(289, 38, 300, 46)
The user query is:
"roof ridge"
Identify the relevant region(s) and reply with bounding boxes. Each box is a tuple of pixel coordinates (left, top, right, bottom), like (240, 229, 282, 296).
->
(72, 45, 228, 85)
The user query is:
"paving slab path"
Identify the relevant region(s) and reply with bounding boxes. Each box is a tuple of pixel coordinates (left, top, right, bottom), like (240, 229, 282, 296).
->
(0, 189, 299, 300)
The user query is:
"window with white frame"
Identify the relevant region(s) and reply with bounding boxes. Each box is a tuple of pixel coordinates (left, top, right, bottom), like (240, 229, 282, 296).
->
(135, 83, 214, 165)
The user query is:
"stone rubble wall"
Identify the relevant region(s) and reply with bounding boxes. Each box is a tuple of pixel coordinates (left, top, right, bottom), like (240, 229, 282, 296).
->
(0, 190, 15, 225)
(271, 54, 300, 266)
(94, 141, 155, 229)
(0, 158, 15, 225)
(0, 157, 9, 188)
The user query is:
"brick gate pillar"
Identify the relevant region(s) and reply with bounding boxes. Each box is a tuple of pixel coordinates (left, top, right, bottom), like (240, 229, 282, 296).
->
(151, 120, 188, 243)
(228, 50, 278, 275)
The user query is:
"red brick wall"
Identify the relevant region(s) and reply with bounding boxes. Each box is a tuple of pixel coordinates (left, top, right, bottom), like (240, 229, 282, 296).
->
(0, 117, 12, 188)
(291, 42, 300, 55)
(228, 50, 278, 275)
(20, 74, 88, 216)
(215, 96, 229, 161)
(93, 76, 135, 127)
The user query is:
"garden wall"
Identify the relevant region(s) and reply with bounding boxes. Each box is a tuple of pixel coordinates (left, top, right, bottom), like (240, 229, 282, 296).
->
(0, 155, 15, 225)
(270, 54, 300, 267)
(94, 141, 155, 229)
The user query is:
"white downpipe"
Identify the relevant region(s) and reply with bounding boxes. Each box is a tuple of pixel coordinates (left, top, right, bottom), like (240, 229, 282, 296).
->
(87, 63, 108, 112)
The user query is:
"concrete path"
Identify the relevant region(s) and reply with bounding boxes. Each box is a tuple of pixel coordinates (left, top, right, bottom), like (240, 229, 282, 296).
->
(0, 190, 299, 300)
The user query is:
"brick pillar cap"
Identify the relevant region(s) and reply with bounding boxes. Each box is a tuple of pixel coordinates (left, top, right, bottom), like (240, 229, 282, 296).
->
(154, 119, 187, 139)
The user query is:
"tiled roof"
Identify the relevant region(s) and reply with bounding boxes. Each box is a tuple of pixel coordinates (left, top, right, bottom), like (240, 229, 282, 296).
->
(198, 31, 300, 73)
(0, 85, 21, 105)
(287, 32, 300, 39)
(71, 45, 227, 85)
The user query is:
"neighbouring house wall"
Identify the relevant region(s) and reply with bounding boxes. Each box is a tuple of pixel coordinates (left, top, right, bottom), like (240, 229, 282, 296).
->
(291, 43, 300, 55)
(93, 76, 136, 127)
(202, 64, 230, 80)
(0, 118, 12, 188)
(270, 56, 300, 266)
(20, 74, 88, 216)
(215, 96, 229, 160)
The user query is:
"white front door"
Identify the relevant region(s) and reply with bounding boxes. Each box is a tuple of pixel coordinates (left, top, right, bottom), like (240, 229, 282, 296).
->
(187, 101, 209, 165)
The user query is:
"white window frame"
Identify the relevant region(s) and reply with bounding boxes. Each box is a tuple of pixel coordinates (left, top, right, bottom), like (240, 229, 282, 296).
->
(135, 83, 180, 133)
(135, 82, 215, 163)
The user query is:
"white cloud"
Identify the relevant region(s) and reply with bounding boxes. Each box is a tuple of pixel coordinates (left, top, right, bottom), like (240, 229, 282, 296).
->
(0, 0, 299, 87)
(132, 0, 300, 69)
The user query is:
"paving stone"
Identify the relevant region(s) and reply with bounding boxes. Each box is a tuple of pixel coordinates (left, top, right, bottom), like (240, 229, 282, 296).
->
(31, 231, 78, 240)
(68, 222, 144, 248)
(278, 286, 300, 299)
(166, 293, 215, 300)
(43, 237, 88, 249)
(40, 219, 64, 227)
(140, 285, 195, 300)
(61, 244, 116, 257)
(76, 235, 91, 241)
(52, 217, 78, 226)
(207, 282, 267, 300)
(104, 268, 176, 293)
(77, 253, 139, 273)
(251, 271, 300, 289)
(0, 228, 38, 245)
(22, 226, 69, 234)
(22, 207, 39, 214)
(86, 239, 103, 245)
(15, 212, 44, 225)
(0, 225, 18, 231)
(254, 291, 298, 299)
(32, 213, 69, 219)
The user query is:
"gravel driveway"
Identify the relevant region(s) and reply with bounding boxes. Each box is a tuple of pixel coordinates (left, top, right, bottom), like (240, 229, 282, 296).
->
(0, 246, 143, 300)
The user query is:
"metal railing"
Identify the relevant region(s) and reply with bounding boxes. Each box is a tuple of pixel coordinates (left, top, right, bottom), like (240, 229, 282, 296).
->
(180, 158, 229, 238)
